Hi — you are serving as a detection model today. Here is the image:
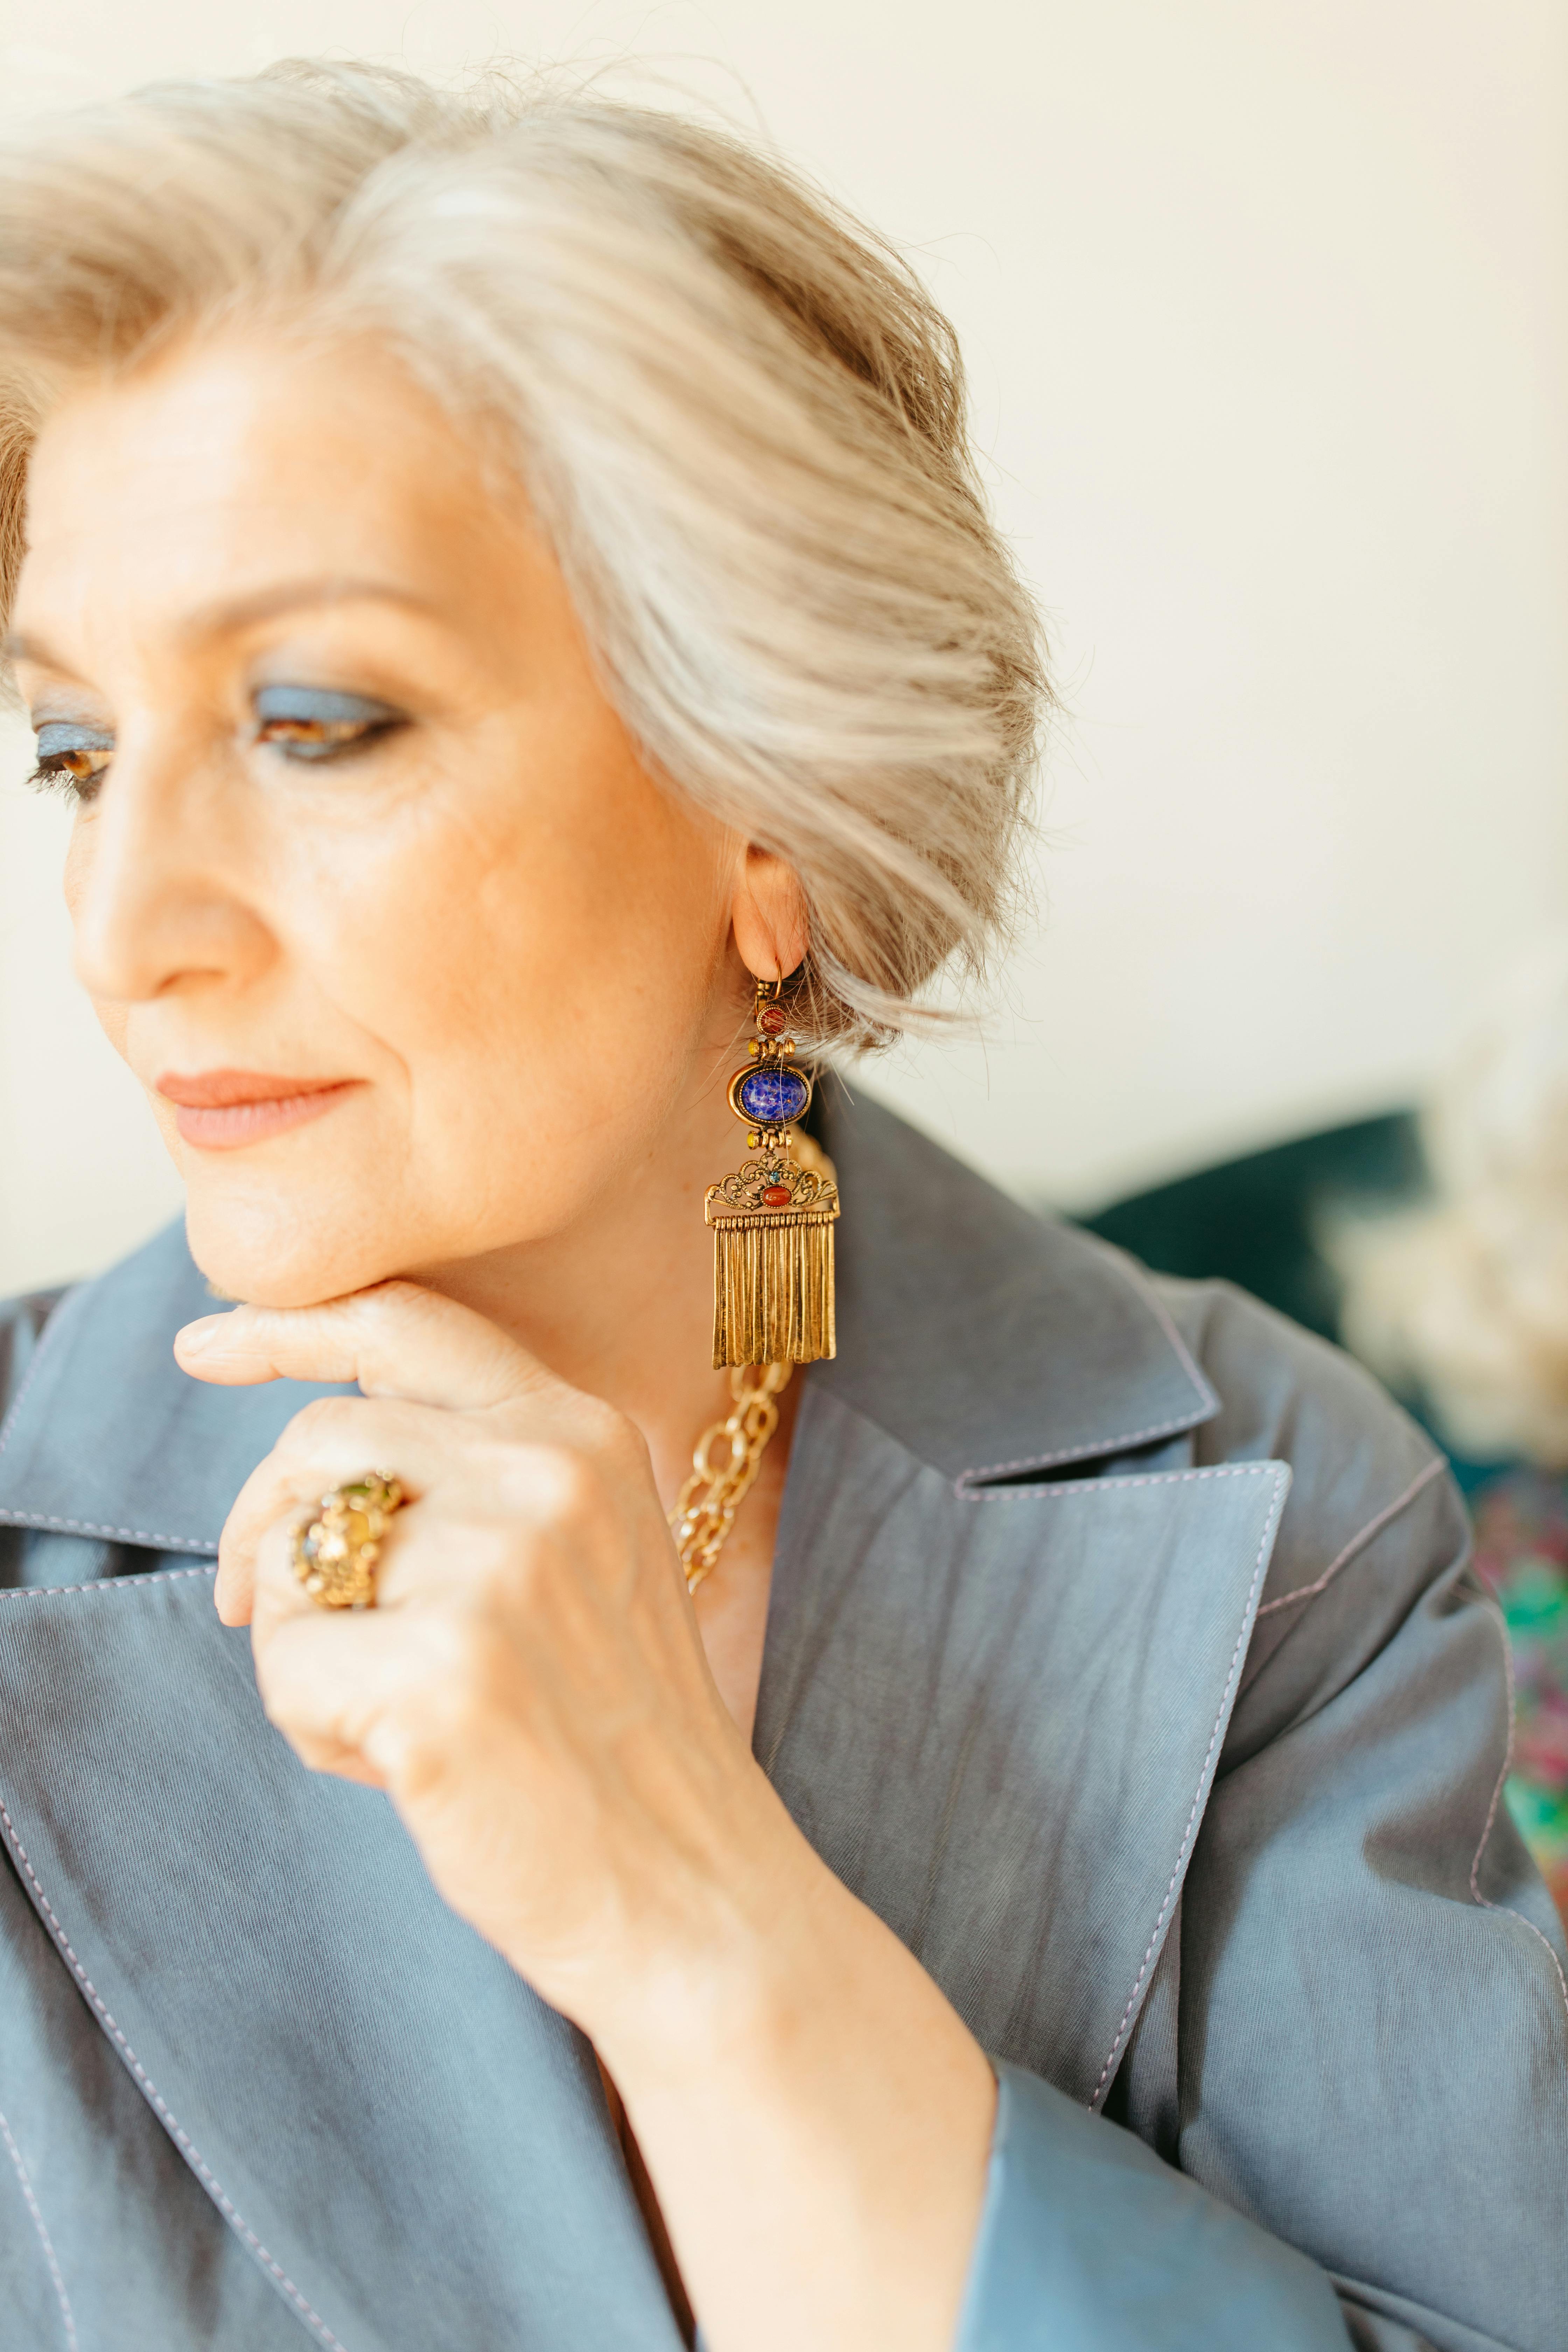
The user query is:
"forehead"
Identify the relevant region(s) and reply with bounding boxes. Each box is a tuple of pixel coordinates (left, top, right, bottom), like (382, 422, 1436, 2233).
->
(18, 335, 519, 636)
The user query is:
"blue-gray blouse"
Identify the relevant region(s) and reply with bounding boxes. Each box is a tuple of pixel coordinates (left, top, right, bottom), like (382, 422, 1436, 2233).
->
(0, 1093, 1561, 2351)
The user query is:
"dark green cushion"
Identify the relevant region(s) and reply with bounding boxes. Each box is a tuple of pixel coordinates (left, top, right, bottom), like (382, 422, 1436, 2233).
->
(1078, 1112, 1424, 1345)
(1074, 1111, 1520, 1489)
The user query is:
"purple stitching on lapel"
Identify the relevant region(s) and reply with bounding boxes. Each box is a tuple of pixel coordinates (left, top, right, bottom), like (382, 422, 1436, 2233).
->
(965, 1461, 1281, 1502)
(1255, 1456, 1445, 1617)
(0, 1790, 351, 2351)
(0, 2104, 77, 2350)
(954, 1413, 1196, 1492)
(955, 1241, 1219, 1490)
(0, 1287, 218, 1555)
(1088, 1461, 1291, 2105)
(0, 1566, 215, 1600)
(1468, 1601, 1568, 2026)
(0, 1512, 219, 1554)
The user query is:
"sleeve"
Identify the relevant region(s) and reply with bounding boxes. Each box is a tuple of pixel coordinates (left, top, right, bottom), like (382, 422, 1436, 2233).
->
(955, 2065, 1352, 2351)
(958, 1338, 1568, 2352)
(1167, 1461, 1567, 2351)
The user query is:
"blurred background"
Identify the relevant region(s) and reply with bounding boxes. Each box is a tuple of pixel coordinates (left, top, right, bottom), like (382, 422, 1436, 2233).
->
(2, 0, 1565, 1298)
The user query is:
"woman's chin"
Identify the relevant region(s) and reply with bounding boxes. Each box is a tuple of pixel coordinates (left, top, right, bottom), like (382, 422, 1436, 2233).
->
(183, 1198, 410, 1312)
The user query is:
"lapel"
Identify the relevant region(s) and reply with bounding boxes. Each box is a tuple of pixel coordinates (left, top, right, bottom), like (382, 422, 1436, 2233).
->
(0, 1217, 351, 1551)
(757, 1381, 1287, 2106)
(759, 1089, 1289, 2105)
(0, 1566, 682, 2352)
(0, 1088, 1288, 2345)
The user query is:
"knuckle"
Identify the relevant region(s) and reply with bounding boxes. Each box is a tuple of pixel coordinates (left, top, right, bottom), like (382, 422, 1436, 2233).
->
(582, 1400, 646, 1479)
(522, 1443, 600, 1528)
(347, 1280, 422, 1340)
(425, 1596, 509, 1716)
(502, 1405, 642, 1509)
(444, 1521, 520, 1609)
(360, 1277, 427, 1316)
(281, 1394, 364, 1455)
(376, 1706, 447, 1796)
(222, 1472, 292, 1562)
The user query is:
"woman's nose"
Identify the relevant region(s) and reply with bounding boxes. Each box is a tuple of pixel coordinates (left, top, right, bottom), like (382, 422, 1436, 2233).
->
(65, 735, 273, 1006)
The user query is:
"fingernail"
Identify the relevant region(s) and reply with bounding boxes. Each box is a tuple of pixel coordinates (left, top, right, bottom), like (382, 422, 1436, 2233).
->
(175, 1317, 226, 1357)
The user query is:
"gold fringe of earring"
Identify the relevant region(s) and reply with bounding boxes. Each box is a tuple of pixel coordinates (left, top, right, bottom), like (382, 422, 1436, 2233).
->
(710, 1199, 837, 1367)
(706, 982, 840, 1370)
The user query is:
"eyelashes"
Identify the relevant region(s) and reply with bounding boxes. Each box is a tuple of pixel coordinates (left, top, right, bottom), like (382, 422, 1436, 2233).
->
(250, 684, 407, 763)
(26, 724, 115, 803)
(24, 687, 408, 804)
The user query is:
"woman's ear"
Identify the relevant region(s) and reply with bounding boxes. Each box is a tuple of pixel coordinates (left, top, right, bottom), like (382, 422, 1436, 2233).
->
(730, 845, 809, 983)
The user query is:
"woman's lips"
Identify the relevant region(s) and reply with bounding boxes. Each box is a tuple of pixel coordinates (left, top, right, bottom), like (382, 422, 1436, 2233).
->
(154, 1070, 362, 1150)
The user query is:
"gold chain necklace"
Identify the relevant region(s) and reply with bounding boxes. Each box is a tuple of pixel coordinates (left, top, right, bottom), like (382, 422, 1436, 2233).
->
(668, 1360, 792, 1595)
(667, 1127, 833, 1594)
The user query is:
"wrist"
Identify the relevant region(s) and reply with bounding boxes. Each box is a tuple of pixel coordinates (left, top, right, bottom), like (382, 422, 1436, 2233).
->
(591, 1829, 997, 2352)
(587, 1798, 848, 2095)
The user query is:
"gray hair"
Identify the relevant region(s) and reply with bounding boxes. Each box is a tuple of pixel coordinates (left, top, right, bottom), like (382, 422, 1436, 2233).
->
(0, 60, 1047, 1045)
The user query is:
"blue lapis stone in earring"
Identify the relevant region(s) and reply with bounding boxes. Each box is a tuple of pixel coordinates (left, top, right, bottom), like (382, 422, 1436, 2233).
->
(706, 978, 838, 1366)
(735, 1064, 811, 1128)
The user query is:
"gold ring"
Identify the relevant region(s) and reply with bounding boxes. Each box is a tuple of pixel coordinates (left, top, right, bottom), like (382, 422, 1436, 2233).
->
(290, 1472, 406, 1610)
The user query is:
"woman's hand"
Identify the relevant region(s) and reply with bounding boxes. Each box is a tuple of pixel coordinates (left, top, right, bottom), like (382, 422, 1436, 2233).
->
(176, 1280, 996, 2352)
(175, 1279, 804, 2043)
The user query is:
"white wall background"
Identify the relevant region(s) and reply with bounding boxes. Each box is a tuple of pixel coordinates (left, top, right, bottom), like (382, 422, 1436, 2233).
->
(2, 0, 1565, 1296)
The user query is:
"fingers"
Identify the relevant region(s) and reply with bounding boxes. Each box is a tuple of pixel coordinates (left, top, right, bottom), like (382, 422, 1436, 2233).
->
(248, 1509, 526, 1796)
(217, 1390, 600, 1626)
(245, 1499, 447, 1647)
(215, 1393, 446, 1625)
(174, 1280, 558, 1410)
(183, 1283, 580, 1626)
(248, 1598, 430, 1786)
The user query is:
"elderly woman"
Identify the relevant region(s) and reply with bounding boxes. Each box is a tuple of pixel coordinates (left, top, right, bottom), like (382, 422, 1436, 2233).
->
(0, 62, 1560, 2352)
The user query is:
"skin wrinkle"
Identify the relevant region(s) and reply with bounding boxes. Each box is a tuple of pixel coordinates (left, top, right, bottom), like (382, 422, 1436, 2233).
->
(18, 337, 786, 1493)
(5, 329, 999, 2352)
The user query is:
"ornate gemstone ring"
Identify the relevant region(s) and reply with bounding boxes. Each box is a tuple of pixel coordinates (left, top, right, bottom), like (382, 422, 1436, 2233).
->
(290, 1473, 406, 1610)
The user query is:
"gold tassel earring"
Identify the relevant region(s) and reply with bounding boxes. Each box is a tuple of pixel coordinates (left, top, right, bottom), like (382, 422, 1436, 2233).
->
(705, 979, 840, 1367)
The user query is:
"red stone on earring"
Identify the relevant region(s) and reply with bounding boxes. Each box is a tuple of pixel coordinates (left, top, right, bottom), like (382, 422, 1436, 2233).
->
(759, 1004, 787, 1036)
(762, 1183, 792, 1207)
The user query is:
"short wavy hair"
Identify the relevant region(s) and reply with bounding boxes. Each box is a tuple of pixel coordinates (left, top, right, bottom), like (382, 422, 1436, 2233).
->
(0, 61, 1046, 1045)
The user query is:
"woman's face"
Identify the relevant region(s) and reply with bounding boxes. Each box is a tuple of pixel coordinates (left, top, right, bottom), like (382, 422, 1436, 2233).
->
(9, 337, 764, 1308)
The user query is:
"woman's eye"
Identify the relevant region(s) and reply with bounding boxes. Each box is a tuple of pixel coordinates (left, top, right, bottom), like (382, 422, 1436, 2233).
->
(252, 686, 406, 765)
(27, 725, 114, 803)
(255, 716, 394, 761)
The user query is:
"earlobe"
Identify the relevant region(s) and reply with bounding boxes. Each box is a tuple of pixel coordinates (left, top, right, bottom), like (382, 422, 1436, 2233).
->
(731, 845, 809, 983)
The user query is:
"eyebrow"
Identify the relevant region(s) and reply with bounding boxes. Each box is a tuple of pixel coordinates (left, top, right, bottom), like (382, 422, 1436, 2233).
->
(1, 626, 77, 674)
(3, 575, 439, 673)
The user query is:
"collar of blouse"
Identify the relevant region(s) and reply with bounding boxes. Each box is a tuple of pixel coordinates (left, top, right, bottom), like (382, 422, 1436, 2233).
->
(0, 1086, 1291, 2351)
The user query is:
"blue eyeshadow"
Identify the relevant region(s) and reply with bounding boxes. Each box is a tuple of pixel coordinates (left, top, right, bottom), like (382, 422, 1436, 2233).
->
(253, 685, 403, 725)
(35, 723, 113, 754)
